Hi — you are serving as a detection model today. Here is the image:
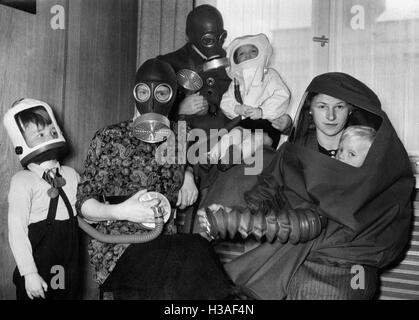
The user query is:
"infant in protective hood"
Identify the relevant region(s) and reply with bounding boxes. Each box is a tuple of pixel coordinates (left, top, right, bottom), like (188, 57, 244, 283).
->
(208, 33, 292, 164)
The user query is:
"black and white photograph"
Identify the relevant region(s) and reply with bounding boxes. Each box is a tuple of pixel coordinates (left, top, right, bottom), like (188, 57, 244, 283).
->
(0, 0, 418, 309)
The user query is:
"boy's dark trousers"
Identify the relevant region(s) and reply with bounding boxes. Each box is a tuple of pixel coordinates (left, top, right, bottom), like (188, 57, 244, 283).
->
(13, 184, 79, 300)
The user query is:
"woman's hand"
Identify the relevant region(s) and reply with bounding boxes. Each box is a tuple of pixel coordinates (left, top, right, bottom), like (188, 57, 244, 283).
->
(178, 93, 209, 115)
(116, 189, 160, 223)
(25, 272, 48, 300)
(176, 170, 198, 210)
(272, 114, 292, 132)
(245, 107, 263, 120)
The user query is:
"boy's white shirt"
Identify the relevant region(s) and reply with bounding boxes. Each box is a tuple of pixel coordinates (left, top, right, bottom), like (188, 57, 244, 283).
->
(221, 33, 291, 121)
(8, 161, 80, 276)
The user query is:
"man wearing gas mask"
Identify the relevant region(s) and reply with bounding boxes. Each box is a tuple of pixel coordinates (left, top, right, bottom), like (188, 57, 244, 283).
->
(76, 58, 232, 299)
(158, 4, 233, 133)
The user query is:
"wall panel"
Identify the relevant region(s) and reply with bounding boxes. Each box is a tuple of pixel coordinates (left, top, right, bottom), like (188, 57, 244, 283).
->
(63, 0, 138, 170)
(0, 0, 68, 299)
(136, 0, 191, 66)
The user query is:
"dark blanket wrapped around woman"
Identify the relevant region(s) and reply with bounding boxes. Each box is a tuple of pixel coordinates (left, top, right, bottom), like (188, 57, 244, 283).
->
(214, 72, 415, 299)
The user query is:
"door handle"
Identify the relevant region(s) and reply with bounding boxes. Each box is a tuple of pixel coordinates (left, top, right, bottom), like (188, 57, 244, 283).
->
(313, 35, 329, 47)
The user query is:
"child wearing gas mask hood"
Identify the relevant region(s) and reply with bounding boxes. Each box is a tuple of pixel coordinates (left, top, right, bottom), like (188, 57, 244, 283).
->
(208, 33, 292, 164)
(4, 99, 80, 300)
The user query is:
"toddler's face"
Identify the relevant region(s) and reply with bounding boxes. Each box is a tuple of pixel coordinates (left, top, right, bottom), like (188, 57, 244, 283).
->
(235, 44, 259, 64)
(336, 135, 371, 167)
(23, 122, 58, 148)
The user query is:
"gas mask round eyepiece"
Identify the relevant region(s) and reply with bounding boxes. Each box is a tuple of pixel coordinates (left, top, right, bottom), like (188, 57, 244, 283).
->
(200, 30, 227, 51)
(154, 83, 173, 103)
(133, 83, 151, 103)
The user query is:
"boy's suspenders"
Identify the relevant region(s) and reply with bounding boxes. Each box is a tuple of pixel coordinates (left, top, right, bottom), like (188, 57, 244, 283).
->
(31, 170, 75, 251)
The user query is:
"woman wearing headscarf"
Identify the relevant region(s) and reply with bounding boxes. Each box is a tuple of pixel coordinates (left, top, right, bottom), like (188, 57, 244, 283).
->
(203, 72, 414, 299)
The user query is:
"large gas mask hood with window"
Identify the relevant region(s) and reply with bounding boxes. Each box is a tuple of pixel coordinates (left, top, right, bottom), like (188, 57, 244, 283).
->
(3, 98, 68, 167)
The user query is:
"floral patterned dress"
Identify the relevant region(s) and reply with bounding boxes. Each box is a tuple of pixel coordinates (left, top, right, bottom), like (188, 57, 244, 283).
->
(76, 120, 185, 284)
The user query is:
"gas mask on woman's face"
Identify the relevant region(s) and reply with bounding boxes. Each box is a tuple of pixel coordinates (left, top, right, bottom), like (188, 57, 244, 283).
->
(133, 59, 177, 143)
(3, 98, 68, 167)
